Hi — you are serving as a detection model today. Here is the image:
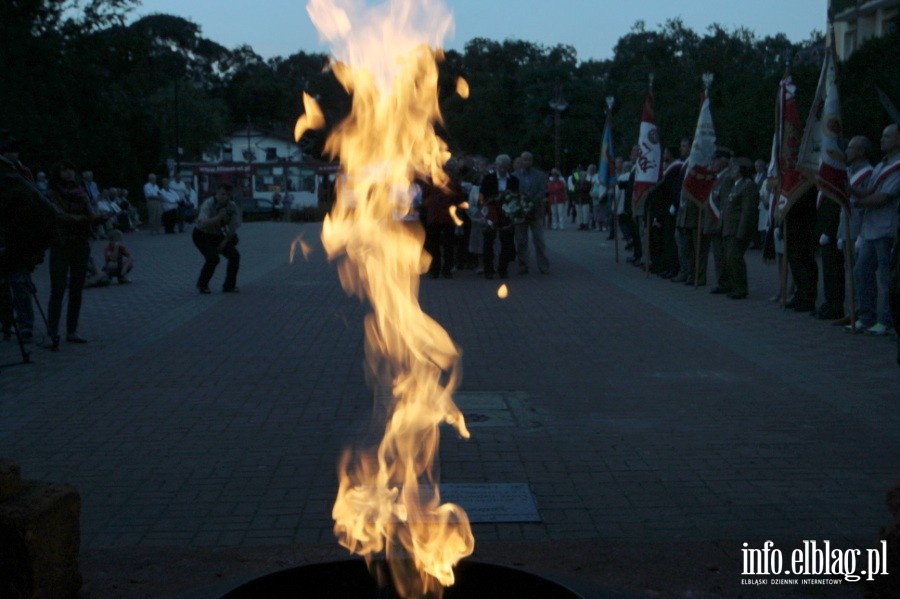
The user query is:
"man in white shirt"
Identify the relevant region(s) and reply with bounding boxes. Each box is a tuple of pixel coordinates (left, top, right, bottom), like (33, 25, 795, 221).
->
(143, 173, 162, 235)
(158, 177, 180, 234)
(849, 124, 900, 335)
(169, 174, 191, 232)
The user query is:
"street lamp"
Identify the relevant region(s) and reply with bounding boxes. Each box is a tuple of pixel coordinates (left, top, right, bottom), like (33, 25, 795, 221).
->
(548, 84, 569, 170)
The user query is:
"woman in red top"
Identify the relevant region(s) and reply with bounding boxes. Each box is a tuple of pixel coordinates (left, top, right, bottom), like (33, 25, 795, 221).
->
(547, 168, 567, 230)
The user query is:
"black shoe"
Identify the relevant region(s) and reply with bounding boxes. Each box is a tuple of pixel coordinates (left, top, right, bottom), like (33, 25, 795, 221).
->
(727, 292, 748, 299)
(66, 333, 88, 344)
(818, 311, 844, 320)
(441, 271, 453, 279)
(499, 271, 509, 279)
(484, 272, 494, 280)
(792, 303, 816, 313)
(222, 287, 240, 293)
(198, 286, 211, 294)
(710, 286, 730, 295)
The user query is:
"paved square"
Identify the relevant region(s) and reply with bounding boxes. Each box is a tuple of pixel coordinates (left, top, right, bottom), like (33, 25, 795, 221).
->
(1, 221, 897, 597)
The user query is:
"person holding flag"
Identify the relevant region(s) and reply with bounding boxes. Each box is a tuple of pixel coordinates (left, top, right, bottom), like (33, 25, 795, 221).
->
(673, 137, 697, 284)
(811, 28, 850, 321)
(834, 136, 874, 327)
(597, 97, 616, 239)
(849, 123, 900, 335)
(681, 74, 718, 287)
(632, 76, 663, 271)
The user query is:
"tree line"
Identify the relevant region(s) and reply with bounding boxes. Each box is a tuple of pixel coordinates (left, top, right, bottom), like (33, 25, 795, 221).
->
(2, 1, 897, 198)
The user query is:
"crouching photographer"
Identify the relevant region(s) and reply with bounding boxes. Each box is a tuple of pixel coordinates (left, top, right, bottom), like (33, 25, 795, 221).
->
(192, 183, 241, 294)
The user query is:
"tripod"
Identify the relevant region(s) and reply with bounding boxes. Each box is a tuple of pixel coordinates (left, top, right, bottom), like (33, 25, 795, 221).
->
(1, 272, 56, 370)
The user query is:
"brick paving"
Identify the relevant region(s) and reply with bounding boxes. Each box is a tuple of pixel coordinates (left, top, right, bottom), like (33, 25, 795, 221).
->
(1, 221, 897, 598)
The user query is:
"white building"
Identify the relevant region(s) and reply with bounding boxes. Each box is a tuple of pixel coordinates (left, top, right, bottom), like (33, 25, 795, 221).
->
(831, 0, 899, 61)
(184, 125, 337, 210)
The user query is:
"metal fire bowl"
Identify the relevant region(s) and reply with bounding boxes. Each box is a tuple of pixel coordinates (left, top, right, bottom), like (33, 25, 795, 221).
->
(218, 560, 586, 599)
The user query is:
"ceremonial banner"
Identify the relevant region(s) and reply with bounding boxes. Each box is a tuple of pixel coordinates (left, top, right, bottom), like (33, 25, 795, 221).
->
(597, 98, 616, 196)
(682, 81, 718, 217)
(798, 46, 829, 178)
(773, 76, 811, 220)
(632, 85, 662, 214)
(816, 31, 850, 210)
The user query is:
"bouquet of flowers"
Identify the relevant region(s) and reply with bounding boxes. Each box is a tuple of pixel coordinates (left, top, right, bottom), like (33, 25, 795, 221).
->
(500, 191, 541, 224)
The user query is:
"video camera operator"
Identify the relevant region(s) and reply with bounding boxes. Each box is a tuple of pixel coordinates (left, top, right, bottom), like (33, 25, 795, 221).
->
(0, 133, 56, 344)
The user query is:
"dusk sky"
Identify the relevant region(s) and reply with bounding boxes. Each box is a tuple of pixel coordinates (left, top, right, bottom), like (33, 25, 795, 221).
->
(132, 0, 826, 62)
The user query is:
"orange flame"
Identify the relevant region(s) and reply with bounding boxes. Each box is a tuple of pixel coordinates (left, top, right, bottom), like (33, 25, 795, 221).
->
(455, 77, 469, 99)
(290, 236, 314, 263)
(294, 92, 326, 142)
(304, 1, 473, 597)
(497, 284, 509, 299)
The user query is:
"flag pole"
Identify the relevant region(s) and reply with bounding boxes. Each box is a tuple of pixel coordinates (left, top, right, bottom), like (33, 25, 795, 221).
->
(781, 220, 789, 308)
(606, 95, 619, 265)
(842, 208, 857, 329)
(644, 73, 654, 278)
(694, 73, 714, 288)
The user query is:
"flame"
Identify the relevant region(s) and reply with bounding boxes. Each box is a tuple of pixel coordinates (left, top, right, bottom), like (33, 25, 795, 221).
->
(294, 92, 326, 142)
(304, 1, 473, 597)
(497, 284, 508, 299)
(455, 77, 469, 99)
(290, 236, 314, 263)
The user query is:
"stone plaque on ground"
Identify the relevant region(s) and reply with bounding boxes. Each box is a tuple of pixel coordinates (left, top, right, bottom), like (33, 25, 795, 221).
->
(439, 483, 540, 523)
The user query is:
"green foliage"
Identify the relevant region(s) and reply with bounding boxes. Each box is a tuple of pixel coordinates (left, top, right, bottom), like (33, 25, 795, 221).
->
(1, 1, 892, 193)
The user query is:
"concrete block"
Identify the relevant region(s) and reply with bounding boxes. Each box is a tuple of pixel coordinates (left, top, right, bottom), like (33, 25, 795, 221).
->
(0, 461, 23, 502)
(0, 481, 81, 599)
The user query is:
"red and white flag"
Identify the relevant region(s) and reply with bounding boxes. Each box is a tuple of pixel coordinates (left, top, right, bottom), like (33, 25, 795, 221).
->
(816, 30, 850, 210)
(773, 75, 812, 220)
(631, 85, 662, 214)
(682, 82, 718, 217)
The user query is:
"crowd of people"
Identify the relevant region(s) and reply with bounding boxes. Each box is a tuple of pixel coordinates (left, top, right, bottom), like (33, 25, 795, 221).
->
(0, 134, 147, 349)
(608, 124, 899, 352)
(0, 129, 245, 353)
(2, 120, 898, 365)
(412, 124, 899, 365)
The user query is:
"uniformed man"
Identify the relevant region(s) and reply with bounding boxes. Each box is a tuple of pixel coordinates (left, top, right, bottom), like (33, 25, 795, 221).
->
(720, 158, 761, 299)
(700, 148, 735, 291)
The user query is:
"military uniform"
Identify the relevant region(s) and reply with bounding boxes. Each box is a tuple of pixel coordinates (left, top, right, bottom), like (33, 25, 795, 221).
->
(721, 177, 760, 298)
(676, 190, 700, 283)
(698, 172, 735, 289)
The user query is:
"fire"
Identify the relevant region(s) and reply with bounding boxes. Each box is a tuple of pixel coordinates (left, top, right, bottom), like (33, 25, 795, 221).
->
(497, 284, 508, 299)
(289, 236, 314, 263)
(300, 0, 474, 597)
(455, 77, 469, 99)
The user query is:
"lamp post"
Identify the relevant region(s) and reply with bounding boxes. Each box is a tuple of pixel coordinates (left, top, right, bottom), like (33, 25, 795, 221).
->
(548, 84, 569, 170)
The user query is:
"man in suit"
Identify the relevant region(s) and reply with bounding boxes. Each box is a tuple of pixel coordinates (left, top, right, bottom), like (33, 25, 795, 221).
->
(784, 186, 819, 312)
(720, 158, 761, 299)
(813, 191, 845, 319)
(479, 154, 519, 279)
(513, 151, 549, 275)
